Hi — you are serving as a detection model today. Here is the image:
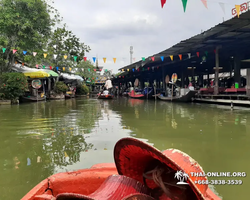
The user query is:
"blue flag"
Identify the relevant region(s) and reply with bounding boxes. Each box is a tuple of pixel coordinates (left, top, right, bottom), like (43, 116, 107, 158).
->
(93, 57, 96, 63)
(161, 56, 164, 61)
(23, 51, 27, 55)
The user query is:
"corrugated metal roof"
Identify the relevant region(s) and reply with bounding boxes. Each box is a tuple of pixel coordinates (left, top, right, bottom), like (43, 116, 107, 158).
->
(119, 10, 250, 71)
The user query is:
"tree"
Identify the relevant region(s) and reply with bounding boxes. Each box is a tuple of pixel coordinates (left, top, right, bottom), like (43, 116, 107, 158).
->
(45, 25, 91, 71)
(75, 60, 97, 80)
(0, 0, 61, 73)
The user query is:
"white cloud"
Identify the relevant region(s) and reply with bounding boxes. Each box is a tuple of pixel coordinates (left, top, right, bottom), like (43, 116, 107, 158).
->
(52, 0, 244, 73)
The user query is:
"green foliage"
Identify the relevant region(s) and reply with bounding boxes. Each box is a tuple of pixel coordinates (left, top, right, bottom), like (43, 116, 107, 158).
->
(0, 0, 61, 73)
(76, 84, 89, 95)
(76, 60, 97, 80)
(0, 72, 28, 100)
(46, 25, 91, 71)
(53, 81, 68, 94)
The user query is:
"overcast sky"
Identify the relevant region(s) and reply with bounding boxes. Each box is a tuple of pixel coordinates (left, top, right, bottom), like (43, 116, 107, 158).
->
(53, 0, 244, 73)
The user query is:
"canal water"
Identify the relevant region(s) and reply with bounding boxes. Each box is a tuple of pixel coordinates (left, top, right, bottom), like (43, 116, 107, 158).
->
(0, 97, 249, 200)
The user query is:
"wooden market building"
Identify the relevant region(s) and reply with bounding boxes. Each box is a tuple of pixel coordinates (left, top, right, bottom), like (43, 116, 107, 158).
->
(113, 10, 250, 105)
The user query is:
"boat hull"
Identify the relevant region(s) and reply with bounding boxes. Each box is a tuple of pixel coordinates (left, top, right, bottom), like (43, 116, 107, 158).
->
(22, 163, 221, 200)
(20, 96, 46, 103)
(157, 90, 196, 102)
(97, 94, 114, 99)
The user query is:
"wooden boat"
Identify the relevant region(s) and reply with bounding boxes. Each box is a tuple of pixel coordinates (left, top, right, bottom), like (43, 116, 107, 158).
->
(128, 87, 154, 99)
(97, 93, 114, 99)
(22, 137, 221, 200)
(19, 95, 46, 103)
(157, 89, 197, 102)
(65, 91, 75, 99)
(47, 93, 65, 100)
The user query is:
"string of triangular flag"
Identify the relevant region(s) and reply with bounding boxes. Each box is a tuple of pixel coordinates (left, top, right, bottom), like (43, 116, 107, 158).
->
(120, 49, 217, 73)
(161, 0, 243, 17)
(1, 48, 136, 64)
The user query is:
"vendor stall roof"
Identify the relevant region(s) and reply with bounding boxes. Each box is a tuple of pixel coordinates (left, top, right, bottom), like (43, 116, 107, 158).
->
(119, 10, 250, 71)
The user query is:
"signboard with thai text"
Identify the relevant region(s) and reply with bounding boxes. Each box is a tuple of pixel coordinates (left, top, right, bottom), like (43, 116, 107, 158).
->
(232, 2, 250, 16)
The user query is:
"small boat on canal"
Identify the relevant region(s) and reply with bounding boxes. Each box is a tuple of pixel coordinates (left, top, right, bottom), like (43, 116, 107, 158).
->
(97, 92, 114, 99)
(128, 87, 154, 99)
(157, 89, 197, 102)
(22, 138, 221, 200)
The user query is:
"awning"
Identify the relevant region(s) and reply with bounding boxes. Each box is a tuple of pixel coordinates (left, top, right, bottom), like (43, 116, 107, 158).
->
(41, 69, 59, 77)
(23, 71, 50, 78)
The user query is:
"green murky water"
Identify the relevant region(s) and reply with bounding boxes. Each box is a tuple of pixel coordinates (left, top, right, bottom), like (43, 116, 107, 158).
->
(0, 97, 249, 200)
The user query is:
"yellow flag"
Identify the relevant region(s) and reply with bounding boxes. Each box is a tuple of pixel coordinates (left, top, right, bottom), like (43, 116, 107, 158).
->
(103, 58, 106, 63)
(69, 67, 72, 71)
(127, 69, 129, 71)
(170, 55, 173, 61)
(235, 5, 240, 18)
(43, 53, 47, 58)
(113, 58, 116, 63)
(63, 67, 65, 71)
(64, 55, 67, 59)
(122, 69, 124, 71)
(64, 152, 68, 157)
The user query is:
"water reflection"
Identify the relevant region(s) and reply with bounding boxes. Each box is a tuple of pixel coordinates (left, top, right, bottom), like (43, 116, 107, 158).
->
(0, 98, 249, 200)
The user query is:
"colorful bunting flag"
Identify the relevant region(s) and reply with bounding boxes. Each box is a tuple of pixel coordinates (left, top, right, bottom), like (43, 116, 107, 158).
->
(63, 67, 65, 71)
(23, 51, 27, 55)
(161, 0, 166, 8)
(122, 69, 124, 71)
(56, 67, 59, 71)
(43, 66, 45, 69)
(88, 68, 90, 72)
(74, 56, 77, 61)
(64, 55, 67, 59)
(181, 0, 188, 12)
(36, 64, 39, 68)
(235, 5, 240, 18)
(151, 57, 155, 61)
(178, 54, 182, 60)
(188, 53, 191, 58)
(127, 69, 129, 71)
(2, 48, 6, 53)
(49, 66, 52, 70)
(205, 51, 208, 56)
(99, 68, 102, 71)
(132, 68, 135, 72)
(94, 69, 96, 71)
(142, 57, 145, 61)
(69, 67, 72, 71)
(13, 49, 17, 54)
(201, 0, 207, 9)
(170, 55, 173, 61)
(219, 2, 225, 14)
(103, 58, 106, 63)
(33, 52, 37, 56)
(22, 63, 24, 66)
(113, 58, 116, 63)
(44, 53, 47, 58)
(83, 57, 87, 61)
(93, 57, 96, 63)
(196, 52, 200, 57)
(161, 56, 164, 61)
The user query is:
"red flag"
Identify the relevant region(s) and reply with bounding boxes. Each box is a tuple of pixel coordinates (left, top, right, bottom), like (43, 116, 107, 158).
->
(83, 57, 87, 61)
(196, 52, 200, 57)
(161, 0, 166, 8)
(151, 57, 155, 61)
(49, 66, 52, 70)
